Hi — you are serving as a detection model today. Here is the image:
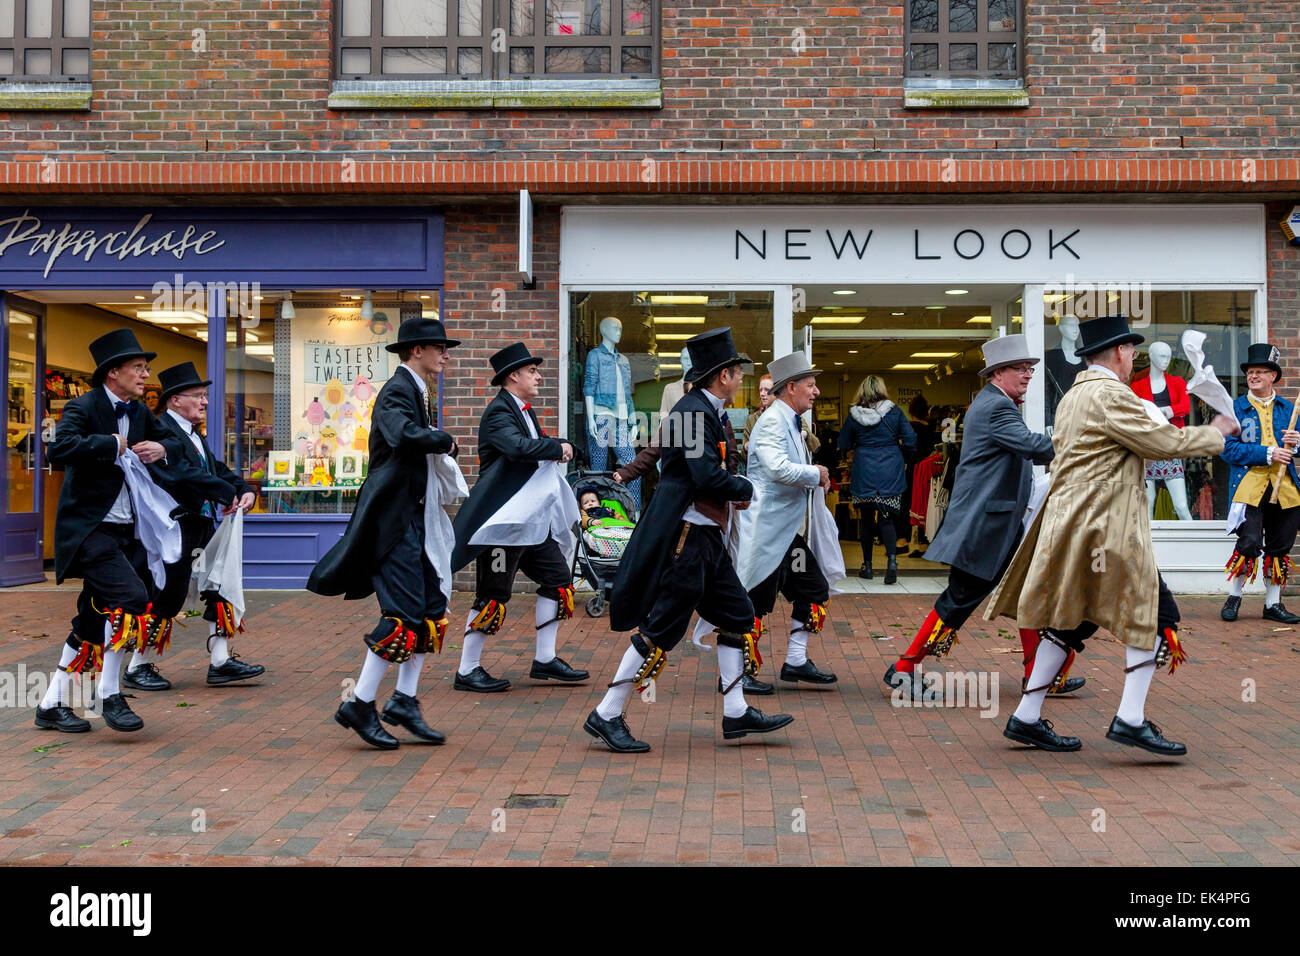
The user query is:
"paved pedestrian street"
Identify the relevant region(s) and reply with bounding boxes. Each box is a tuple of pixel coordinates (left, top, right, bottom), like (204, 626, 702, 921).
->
(2, 588, 1297, 867)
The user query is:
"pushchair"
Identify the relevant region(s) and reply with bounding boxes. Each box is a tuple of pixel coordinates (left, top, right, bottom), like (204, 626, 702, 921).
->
(567, 470, 639, 617)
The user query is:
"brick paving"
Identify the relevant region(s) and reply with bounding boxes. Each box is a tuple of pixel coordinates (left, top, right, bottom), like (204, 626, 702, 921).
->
(1, 586, 1298, 867)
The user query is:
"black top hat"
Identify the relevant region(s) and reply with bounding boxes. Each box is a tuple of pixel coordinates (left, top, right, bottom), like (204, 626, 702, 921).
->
(1073, 314, 1145, 357)
(385, 317, 461, 353)
(1241, 343, 1283, 383)
(490, 342, 544, 387)
(89, 329, 157, 386)
(158, 362, 212, 403)
(685, 327, 744, 385)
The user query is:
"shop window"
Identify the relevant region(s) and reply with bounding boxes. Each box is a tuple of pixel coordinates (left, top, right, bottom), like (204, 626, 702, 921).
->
(5, 305, 38, 513)
(1044, 289, 1253, 523)
(0, 0, 92, 81)
(334, 0, 657, 80)
(225, 292, 435, 516)
(904, 0, 1023, 80)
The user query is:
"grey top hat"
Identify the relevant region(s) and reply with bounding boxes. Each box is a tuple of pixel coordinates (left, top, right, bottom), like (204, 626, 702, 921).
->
(767, 352, 822, 392)
(979, 333, 1040, 378)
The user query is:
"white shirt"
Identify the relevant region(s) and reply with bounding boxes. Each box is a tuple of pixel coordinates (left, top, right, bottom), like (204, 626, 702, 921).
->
(167, 408, 208, 463)
(103, 385, 135, 523)
(1090, 363, 1120, 382)
(510, 391, 539, 440)
(400, 362, 429, 399)
(683, 387, 750, 529)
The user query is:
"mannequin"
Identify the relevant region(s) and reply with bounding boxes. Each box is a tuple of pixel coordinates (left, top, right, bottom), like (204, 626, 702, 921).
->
(584, 316, 639, 501)
(658, 347, 692, 424)
(1044, 315, 1085, 427)
(1131, 341, 1193, 521)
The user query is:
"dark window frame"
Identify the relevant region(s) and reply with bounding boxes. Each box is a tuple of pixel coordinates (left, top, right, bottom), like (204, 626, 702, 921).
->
(904, 0, 1024, 80)
(333, 0, 660, 81)
(0, 0, 92, 83)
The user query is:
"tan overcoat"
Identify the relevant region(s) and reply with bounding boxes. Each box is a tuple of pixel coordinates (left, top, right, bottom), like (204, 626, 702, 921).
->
(984, 368, 1224, 649)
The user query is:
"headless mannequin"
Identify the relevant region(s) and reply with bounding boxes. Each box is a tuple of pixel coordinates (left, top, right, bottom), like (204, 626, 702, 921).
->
(1142, 342, 1193, 521)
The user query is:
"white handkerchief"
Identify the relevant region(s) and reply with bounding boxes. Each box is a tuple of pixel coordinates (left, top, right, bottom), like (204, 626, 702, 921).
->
(425, 453, 470, 605)
(116, 449, 182, 589)
(195, 509, 244, 627)
(1181, 329, 1237, 419)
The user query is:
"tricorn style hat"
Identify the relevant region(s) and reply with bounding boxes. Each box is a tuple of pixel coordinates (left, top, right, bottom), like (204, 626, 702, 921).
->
(684, 327, 745, 385)
(385, 317, 460, 353)
(89, 329, 157, 386)
(1073, 314, 1145, 357)
(767, 351, 822, 392)
(158, 361, 212, 403)
(1241, 343, 1283, 383)
(979, 333, 1040, 378)
(490, 342, 544, 387)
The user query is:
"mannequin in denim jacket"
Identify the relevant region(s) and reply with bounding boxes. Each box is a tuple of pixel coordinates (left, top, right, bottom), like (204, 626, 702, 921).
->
(584, 316, 640, 502)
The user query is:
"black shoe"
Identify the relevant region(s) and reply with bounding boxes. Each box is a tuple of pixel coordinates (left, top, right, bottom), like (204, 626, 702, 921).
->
(883, 663, 928, 701)
(858, 563, 873, 580)
(453, 666, 511, 693)
(334, 699, 399, 750)
(583, 709, 650, 753)
(529, 656, 589, 682)
(722, 705, 795, 740)
(780, 660, 839, 684)
(206, 654, 265, 686)
(1220, 595, 1241, 621)
(122, 662, 172, 692)
(1263, 602, 1300, 624)
(717, 674, 775, 695)
(883, 556, 898, 585)
(381, 690, 445, 744)
(1047, 676, 1087, 696)
(99, 693, 144, 733)
(1002, 715, 1081, 752)
(34, 705, 91, 733)
(1106, 716, 1186, 756)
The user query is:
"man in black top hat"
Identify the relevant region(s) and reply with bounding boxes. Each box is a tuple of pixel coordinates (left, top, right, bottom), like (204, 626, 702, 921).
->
(583, 327, 793, 754)
(309, 319, 461, 749)
(1220, 342, 1300, 624)
(449, 342, 588, 692)
(135, 361, 264, 692)
(34, 329, 184, 735)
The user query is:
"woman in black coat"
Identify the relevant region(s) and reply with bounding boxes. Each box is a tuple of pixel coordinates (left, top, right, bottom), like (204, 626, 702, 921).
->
(838, 375, 916, 584)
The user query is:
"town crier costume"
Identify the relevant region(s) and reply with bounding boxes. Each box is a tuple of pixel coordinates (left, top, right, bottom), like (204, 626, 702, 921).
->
(985, 315, 1237, 755)
(449, 343, 587, 692)
(1219, 343, 1300, 624)
(139, 361, 264, 692)
(584, 328, 792, 754)
(35, 329, 184, 734)
(309, 318, 462, 749)
(884, 335, 1083, 700)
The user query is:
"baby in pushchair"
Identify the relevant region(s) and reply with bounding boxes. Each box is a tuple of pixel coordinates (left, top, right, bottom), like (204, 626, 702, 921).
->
(568, 474, 639, 617)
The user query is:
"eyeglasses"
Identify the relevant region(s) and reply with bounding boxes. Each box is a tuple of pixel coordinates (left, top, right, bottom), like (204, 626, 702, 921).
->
(1009, 364, 1036, 375)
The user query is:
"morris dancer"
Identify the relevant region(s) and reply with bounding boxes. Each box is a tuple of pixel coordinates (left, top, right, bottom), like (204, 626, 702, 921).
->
(309, 318, 460, 749)
(449, 343, 587, 692)
(1220, 343, 1300, 624)
(584, 328, 791, 753)
(138, 362, 264, 691)
(985, 316, 1237, 754)
(883, 335, 1082, 700)
(34, 330, 182, 734)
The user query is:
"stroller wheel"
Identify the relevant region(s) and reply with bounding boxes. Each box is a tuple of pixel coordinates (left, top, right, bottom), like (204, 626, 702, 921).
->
(586, 595, 606, 618)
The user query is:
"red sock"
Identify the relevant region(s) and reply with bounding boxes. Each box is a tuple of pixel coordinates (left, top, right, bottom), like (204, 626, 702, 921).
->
(897, 608, 941, 673)
(1019, 628, 1040, 682)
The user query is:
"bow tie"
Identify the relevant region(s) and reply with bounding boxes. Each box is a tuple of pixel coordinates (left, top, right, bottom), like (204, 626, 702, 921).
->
(113, 400, 139, 420)
(522, 403, 532, 412)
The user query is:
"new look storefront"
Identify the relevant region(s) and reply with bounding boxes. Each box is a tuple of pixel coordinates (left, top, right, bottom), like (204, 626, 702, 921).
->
(559, 203, 1268, 591)
(0, 207, 444, 588)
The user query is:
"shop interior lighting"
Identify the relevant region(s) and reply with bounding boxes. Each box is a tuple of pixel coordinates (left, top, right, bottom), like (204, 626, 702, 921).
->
(136, 310, 206, 324)
(659, 364, 683, 372)
(892, 363, 937, 370)
(925, 305, 945, 310)
(281, 293, 295, 320)
(648, 294, 709, 305)
(967, 315, 993, 324)
(652, 316, 706, 324)
(912, 351, 959, 358)
(361, 292, 374, 321)
(944, 289, 969, 295)
(655, 332, 694, 341)
(832, 289, 856, 295)
(810, 315, 865, 324)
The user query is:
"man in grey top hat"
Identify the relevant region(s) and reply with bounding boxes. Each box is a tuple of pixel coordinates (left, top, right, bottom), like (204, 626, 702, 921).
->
(882, 334, 1078, 701)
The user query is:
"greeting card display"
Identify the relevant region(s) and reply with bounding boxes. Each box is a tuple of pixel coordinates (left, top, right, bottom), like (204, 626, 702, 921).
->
(266, 451, 297, 488)
(305, 457, 334, 487)
(334, 451, 364, 487)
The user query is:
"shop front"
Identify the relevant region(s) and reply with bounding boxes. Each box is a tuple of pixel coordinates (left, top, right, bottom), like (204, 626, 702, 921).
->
(0, 207, 444, 588)
(558, 203, 1268, 591)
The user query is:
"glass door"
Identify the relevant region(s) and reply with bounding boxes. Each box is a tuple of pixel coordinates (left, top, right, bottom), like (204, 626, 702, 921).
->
(1, 294, 46, 585)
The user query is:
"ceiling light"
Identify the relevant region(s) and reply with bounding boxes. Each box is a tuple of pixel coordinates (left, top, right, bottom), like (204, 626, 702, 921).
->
(832, 289, 856, 296)
(833, 361, 844, 366)
(848, 350, 859, 354)
(136, 310, 206, 324)
(892, 363, 936, 370)
(1043, 293, 1069, 303)
(648, 294, 709, 305)
(653, 316, 706, 324)
(810, 316, 865, 324)
(420, 294, 431, 300)
(659, 364, 683, 372)
(912, 351, 959, 358)
(170, 326, 179, 332)
(133, 295, 145, 300)
(253, 295, 263, 301)
(925, 305, 945, 310)
(967, 315, 992, 324)
(281, 293, 295, 320)
(349, 295, 361, 300)
(760, 349, 771, 353)
(944, 289, 969, 295)
(361, 291, 374, 321)
(655, 333, 694, 341)
(891, 311, 905, 316)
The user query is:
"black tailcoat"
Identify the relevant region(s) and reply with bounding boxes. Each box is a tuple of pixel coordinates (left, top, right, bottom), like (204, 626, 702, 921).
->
(450, 389, 566, 572)
(307, 369, 454, 599)
(609, 386, 753, 632)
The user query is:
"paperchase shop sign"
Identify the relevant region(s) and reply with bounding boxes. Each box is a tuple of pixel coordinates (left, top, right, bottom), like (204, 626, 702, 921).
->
(560, 205, 1266, 286)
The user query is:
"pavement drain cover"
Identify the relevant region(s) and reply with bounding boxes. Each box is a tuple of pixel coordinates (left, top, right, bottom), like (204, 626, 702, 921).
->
(504, 794, 567, 809)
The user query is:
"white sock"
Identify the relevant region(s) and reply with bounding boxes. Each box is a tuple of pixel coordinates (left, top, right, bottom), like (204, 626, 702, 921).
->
(786, 624, 809, 667)
(1229, 575, 1245, 597)
(595, 645, 643, 720)
(1116, 644, 1158, 726)
(209, 635, 229, 666)
(40, 645, 79, 709)
(1266, 582, 1281, 606)
(459, 609, 486, 676)
(1012, 636, 1068, 724)
(718, 645, 749, 718)
(354, 651, 389, 704)
(99, 649, 125, 699)
(395, 653, 425, 697)
(535, 597, 558, 664)
(128, 647, 149, 672)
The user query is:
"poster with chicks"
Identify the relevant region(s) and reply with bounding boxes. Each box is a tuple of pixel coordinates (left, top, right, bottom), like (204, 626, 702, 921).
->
(288, 306, 397, 486)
